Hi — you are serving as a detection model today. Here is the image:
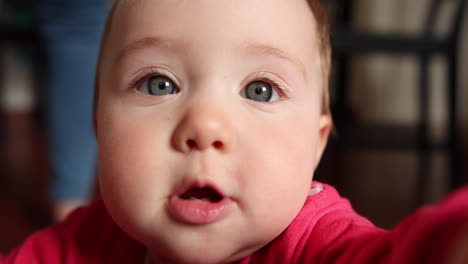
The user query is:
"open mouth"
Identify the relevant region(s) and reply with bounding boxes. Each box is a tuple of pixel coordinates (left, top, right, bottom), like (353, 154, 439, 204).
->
(168, 184, 233, 224)
(178, 187, 224, 203)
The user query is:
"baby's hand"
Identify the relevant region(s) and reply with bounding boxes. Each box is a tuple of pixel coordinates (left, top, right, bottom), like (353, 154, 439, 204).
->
(448, 224, 468, 264)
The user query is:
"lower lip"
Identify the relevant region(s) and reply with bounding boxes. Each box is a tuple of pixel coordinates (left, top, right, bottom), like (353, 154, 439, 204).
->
(167, 196, 233, 225)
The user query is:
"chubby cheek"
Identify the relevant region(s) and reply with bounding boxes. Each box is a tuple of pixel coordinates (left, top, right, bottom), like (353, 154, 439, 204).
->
(97, 106, 173, 224)
(240, 107, 321, 237)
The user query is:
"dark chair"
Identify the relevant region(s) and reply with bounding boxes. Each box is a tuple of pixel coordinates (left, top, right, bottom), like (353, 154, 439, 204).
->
(329, 0, 466, 193)
(0, 17, 42, 143)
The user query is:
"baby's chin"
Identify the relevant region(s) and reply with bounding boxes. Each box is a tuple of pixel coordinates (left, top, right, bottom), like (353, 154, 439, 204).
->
(146, 235, 267, 264)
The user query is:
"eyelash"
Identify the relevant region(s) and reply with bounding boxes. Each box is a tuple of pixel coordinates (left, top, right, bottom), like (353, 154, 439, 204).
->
(129, 68, 171, 90)
(130, 69, 290, 100)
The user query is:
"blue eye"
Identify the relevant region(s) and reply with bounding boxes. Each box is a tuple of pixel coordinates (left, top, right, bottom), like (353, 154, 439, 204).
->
(243, 81, 279, 102)
(138, 75, 178, 96)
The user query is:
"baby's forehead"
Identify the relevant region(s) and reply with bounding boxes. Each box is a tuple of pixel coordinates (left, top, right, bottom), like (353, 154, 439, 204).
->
(97, 0, 325, 91)
(107, 0, 319, 59)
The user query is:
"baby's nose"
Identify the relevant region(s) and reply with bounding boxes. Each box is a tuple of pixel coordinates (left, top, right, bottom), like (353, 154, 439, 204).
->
(171, 104, 234, 153)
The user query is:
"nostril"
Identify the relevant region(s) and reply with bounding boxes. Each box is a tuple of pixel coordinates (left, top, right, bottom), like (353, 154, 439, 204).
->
(187, 139, 197, 149)
(213, 141, 223, 149)
(185, 139, 223, 150)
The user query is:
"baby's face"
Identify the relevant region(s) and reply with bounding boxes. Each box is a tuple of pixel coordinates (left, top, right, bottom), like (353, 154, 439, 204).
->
(96, 0, 330, 263)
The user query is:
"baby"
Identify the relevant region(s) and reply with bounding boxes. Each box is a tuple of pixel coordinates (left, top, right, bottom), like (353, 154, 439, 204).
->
(2, 0, 468, 263)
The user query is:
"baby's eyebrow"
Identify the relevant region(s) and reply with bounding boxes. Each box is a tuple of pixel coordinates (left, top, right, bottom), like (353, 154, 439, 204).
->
(116, 37, 307, 80)
(117, 36, 179, 63)
(241, 42, 307, 80)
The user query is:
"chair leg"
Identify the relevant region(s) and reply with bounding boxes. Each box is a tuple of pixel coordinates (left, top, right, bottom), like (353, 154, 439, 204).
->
(448, 52, 460, 189)
(416, 54, 431, 205)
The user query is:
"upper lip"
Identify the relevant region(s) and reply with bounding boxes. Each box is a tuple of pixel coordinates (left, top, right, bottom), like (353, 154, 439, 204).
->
(172, 180, 227, 200)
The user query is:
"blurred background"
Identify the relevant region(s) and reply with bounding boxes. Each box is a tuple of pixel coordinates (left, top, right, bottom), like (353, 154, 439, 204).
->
(0, 0, 467, 254)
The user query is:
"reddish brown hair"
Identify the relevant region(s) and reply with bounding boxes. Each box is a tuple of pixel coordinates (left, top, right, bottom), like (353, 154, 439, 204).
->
(307, 0, 331, 117)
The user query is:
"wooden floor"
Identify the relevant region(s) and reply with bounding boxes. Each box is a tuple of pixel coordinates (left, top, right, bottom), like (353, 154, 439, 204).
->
(0, 111, 466, 254)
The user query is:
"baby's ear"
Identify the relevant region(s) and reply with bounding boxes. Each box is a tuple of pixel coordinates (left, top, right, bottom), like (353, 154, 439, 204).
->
(315, 115, 331, 163)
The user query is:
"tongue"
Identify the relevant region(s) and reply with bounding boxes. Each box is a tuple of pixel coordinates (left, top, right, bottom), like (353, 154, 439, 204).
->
(179, 187, 223, 202)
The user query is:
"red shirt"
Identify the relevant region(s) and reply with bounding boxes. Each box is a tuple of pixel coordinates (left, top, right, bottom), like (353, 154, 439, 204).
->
(2, 183, 468, 263)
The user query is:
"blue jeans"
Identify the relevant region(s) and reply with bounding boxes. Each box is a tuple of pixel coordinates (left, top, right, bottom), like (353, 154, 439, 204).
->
(35, 1, 107, 202)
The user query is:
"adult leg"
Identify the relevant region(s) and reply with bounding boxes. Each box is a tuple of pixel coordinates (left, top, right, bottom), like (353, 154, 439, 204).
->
(35, 0, 107, 220)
